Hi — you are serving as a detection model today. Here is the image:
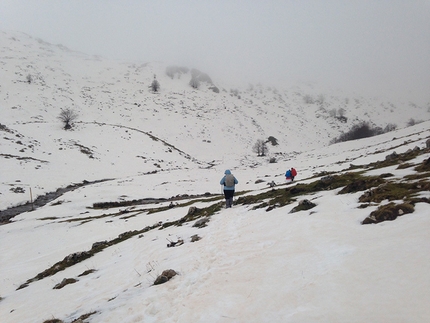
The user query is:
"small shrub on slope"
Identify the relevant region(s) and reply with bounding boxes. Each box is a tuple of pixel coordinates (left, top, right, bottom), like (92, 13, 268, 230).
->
(330, 122, 383, 144)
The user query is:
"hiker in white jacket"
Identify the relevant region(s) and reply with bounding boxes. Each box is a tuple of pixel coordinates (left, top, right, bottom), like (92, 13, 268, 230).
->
(220, 169, 238, 208)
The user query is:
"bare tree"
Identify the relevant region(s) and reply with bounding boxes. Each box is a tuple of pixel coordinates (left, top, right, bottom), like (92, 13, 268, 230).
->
(151, 75, 160, 92)
(253, 139, 268, 157)
(58, 108, 78, 130)
(406, 118, 423, 127)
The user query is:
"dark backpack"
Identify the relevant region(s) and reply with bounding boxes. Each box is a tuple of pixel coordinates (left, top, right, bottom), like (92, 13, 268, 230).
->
(225, 174, 235, 187)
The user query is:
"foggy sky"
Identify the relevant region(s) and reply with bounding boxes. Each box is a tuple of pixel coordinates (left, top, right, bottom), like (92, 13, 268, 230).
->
(1, 0, 429, 103)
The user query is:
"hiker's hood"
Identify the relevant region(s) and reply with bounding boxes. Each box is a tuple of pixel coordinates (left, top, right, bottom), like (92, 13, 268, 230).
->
(224, 169, 231, 175)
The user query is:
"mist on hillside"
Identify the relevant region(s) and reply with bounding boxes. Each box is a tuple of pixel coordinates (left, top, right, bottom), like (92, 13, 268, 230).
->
(0, 0, 429, 103)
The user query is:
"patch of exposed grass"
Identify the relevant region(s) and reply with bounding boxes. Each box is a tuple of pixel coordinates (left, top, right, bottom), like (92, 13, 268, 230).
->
(60, 209, 141, 224)
(147, 194, 227, 215)
(409, 197, 430, 205)
(338, 176, 386, 194)
(78, 269, 96, 277)
(234, 150, 429, 221)
(362, 202, 415, 224)
(404, 172, 430, 180)
(415, 157, 430, 172)
(72, 311, 97, 322)
(43, 311, 97, 323)
(357, 203, 376, 209)
(359, 181, 430, 204)
(289, 199, 317, 213)
(93, 198, 167, 209)
(53, 278, 78, 289)
(92, 192, 224, 210)
(38, 216, 59, 220)
(290, 172, 366, 193)
(367, 148, 424, 170)
(347, 164, 365, 171)
(50, 200, 64, 206)
(236, 172, 373, 212)
(397, 162, 415, 169)
(58, 195, 225, 224)
(238, 182, 315, 210)
(378, 173, 395, 178)
(252, 202, 270, 210)
(237, 189, 282, 206)
(346, 146, 429, 173)
(161, 202, 224, 228)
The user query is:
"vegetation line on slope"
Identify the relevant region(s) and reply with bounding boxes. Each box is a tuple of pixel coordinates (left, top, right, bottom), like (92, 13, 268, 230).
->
(79, 121, 211, 167)
(14, 148, 430, 290)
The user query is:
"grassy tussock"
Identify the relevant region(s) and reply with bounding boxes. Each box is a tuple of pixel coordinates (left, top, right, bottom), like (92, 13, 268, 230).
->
(362, 202, 415, 224)
(43, 311, 96, 323)
(359, 181, 430, 204)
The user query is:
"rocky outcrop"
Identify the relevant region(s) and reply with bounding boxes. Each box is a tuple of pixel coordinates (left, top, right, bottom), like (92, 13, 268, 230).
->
(154, 269, 177, 285)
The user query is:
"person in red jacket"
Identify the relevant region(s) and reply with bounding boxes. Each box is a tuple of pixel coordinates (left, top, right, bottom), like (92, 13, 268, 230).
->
(291, 167, 297, 181)
(285, 168, 297, 182)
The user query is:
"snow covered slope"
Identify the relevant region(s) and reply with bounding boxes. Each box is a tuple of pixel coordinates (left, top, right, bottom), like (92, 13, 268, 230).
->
(0, 120, 429, 323)
(1, 30, 430, 323)
(1, 31, 429, 209)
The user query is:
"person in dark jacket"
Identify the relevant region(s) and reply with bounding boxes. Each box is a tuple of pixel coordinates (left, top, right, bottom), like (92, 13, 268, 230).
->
(220, 169, 238, 208)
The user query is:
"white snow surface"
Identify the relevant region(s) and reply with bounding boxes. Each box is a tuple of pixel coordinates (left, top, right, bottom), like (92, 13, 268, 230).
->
(0, 30, 430, 323)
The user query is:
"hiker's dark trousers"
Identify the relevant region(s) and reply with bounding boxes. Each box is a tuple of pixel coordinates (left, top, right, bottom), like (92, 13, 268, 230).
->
(223, 190, 235, 208)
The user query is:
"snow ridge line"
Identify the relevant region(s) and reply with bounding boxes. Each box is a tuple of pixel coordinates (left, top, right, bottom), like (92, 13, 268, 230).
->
(79, 121, 211, 167)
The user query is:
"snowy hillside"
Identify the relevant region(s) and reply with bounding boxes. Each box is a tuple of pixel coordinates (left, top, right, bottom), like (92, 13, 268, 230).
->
(0, 120, 429, 323)
(0, 31, 430, 323)
(1, 31, 429, 209)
